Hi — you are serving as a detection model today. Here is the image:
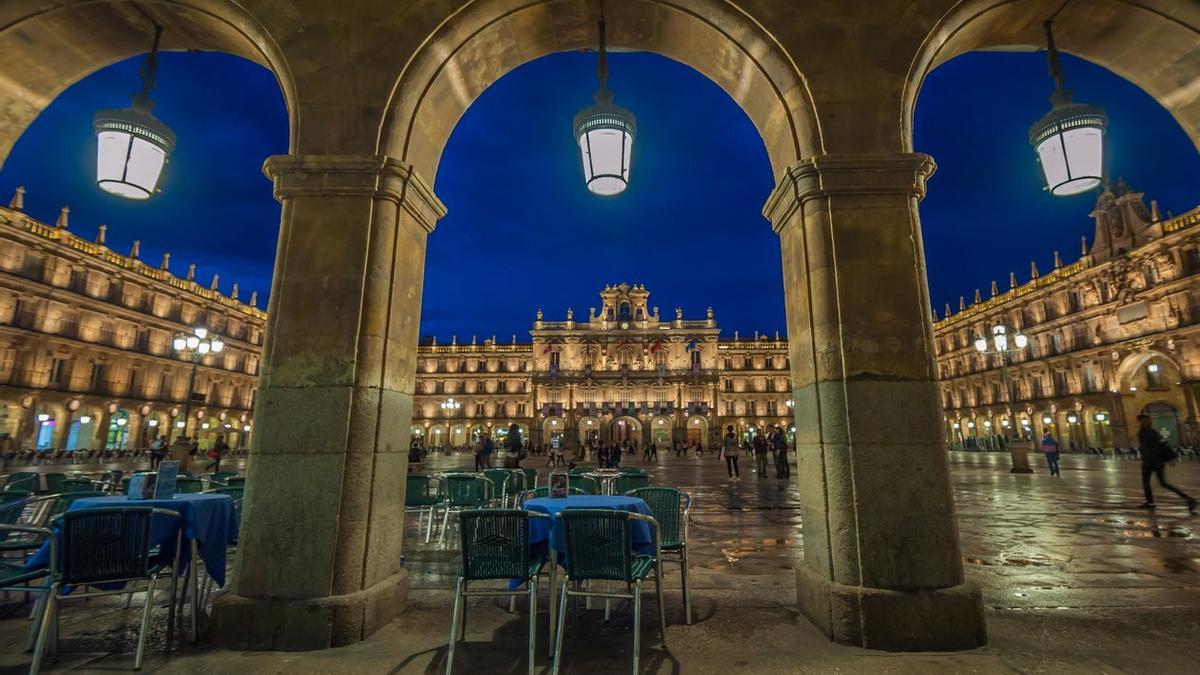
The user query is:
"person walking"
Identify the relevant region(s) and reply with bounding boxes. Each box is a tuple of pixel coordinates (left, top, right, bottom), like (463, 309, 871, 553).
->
(752, 428, 769, 476)
(1137, 414, 1197, 512)
(1039, 431, 1061, 476)
(206, 433, 230, 473)
(503, 423, 524, 469)
(609, 441, 623, 468)
(148, 434, 168, 470)
(648, 441, 658, 462)
(720, 425, 740, 481)
(770, 425, 790, 478)
(473, 436, 484, 471)
(481, 432, 495, 469)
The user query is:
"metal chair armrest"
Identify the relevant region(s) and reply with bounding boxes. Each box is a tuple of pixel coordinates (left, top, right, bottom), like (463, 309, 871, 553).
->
(627, 512, 663, 564)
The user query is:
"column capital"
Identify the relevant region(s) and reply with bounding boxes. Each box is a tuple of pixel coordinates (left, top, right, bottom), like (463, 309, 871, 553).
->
(262, 154, 447, 232)
(763, 153, 937, 231)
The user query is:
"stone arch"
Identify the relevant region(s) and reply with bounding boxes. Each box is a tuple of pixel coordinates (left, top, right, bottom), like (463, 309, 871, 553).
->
(0, 0, 298, 167)
(904, 0, 1200, 153)
(379, 0, 822, 183)
(1114, 349, 1182, 390)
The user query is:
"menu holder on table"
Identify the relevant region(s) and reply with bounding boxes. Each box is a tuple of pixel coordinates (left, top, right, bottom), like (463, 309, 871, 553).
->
(154, 461, 180, 499)
(127, 473, 157, 500)
(549, 472, 568, 498)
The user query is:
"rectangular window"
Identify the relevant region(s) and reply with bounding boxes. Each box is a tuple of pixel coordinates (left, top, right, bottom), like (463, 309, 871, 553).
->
(49, 358, 66, 387)
(89, 363, 105, 392)
(748, 401, 757, 416)
(724, 379, 733, 392)
(765, 356, 774, 369)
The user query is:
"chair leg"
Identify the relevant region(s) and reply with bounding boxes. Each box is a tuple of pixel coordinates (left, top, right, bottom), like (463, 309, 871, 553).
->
(445, 578, 463, 675)
(24, 592, 47, 652)
(655, 563, 667, 646)
(527, 579, 538, 675)
(438, 508, 453, 547)
(551, 576, 570, 675)
(135, 575, 157, 670)
(167, 567, 180, 646)
(28, 588, 54, 675)
(681, 548, 692, 626)
(632, 580, 643, 675)
(425, 506, 438, 544)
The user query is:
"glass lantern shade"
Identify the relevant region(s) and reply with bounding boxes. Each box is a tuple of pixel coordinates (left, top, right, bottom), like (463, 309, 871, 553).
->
(185, 336, 200, 350)
(973, 336, 988, 353)
(574, 105, 636, 196)
(211, 338, 225, 353)
(1029, 103, 1106, 196)
(173, 337, 186, 351)
(93, 105, 175, 200)
(197, 342, 211, 355)
(1014, 333, 1029, 350)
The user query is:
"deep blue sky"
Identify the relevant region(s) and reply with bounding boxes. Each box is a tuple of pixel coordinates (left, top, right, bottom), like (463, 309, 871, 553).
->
(0, 50, 1196, 340)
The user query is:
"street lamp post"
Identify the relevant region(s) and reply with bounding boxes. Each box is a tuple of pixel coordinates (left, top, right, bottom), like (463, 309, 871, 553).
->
(440, 397, 461, 450)
(974, 324, 1034, 473)
(172, 327, 224, 442)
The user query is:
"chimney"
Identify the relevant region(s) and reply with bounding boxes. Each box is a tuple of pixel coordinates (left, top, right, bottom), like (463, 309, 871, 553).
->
(8, 186, 24, 211)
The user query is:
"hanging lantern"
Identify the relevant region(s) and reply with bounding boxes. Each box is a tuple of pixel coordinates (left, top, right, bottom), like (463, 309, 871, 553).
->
(94, 24, 175, 200)
(573, 0, 635, 196)
(1028, 20, 1106, 197)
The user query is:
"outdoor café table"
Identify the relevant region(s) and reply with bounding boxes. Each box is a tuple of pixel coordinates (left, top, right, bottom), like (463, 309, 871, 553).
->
(582, 470, 621, 495)
(26, 493, 237, 642)
(523, 495, 655, 655)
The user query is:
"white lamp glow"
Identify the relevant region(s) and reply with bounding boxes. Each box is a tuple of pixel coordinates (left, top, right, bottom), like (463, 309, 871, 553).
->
(574, 2, 635, 196)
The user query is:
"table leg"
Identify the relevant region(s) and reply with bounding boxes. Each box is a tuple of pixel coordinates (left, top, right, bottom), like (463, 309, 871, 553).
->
(547, 553, 557, 658)
(190, 540, 199, 643)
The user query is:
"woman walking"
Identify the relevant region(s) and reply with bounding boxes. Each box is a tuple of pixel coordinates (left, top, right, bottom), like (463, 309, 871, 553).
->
(1039, 430, 1061, 476)
(721, 425, 740, 481)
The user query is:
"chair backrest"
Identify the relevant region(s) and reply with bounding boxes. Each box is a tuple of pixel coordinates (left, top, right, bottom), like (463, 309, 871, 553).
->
(0, 494, 30, 532)
(568, 475, 599, 495)
(482, 468, 512, 496)
(62, 478, 97, 492)
(458, 509, 534, 580)
(618, 467, 646, 475)
(175, 477, 205, 494)
(48, 491, 105, 519)
(521, 468, 538, 490)
(60, 507, 176, 585)
(442, 474, 492, 506)
(211, 471, 239, 483)
(558, 509, 635, 581)
(627, 487, 689, 548)
(42, 473, 67, 494)
(0, 489, 31, 505)
(615, 474, 651, 494)
(224, 476, 246, 486)
(519, 486, 585, 504)
(3, 472, 38, 492)
(568, 466, 596, 476)
(405, 474, 432, 505)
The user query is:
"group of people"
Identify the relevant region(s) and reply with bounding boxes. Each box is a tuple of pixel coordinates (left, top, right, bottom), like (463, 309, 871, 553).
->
(1038, 414, 1197, 513)
(719, 424, 790, 481)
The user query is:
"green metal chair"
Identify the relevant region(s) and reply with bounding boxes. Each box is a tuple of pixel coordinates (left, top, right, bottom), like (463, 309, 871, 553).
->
(615, 474, 652, 495)
(405, 475, 440, 541)
(518, 486, 586, 504)
(223, 476, 246, 487)
(209, 471, 239, 485)
(521, 468, 538, 490)
(434, 474, 496, 546)
(41, 474, 68, 495)
(0, 493, 41, 555)
(31, 507, 183, 670)
(0, 522, 55, 674)
(627, 487, 693, 624)
(567, 466, 596, 476)
(175, 477, 205, 494)
(551, 509, 666, 675)
(40, 491, 105, 521)
(61, 478, 97, 493)
(567, 475, 599, 495)
(4, 472, 39, 492)
(445, 509, 550, 675)
(483, 468, 525, 507)
(617, 467, 646, 475)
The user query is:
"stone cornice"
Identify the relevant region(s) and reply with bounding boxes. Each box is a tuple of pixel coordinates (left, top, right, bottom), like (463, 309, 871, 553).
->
(262, 154, 448, 233)
(763, 153, 937, 231)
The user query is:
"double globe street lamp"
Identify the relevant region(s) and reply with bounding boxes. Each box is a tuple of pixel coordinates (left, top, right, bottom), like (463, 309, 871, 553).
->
(973, 324, 1034, 473)
(172, 327, 224, 440)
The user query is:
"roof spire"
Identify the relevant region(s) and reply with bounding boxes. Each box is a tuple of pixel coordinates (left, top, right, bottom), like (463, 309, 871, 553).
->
(990, 280, 999, 297)
(8, 186, 24, 211)
(187, 264, 196, 282)
(959, 296, 966, 311)
(1030, 260, 1040, 280)
(96, 224, 107, 245)
(210, 273, 219, 291)
(249, 290, 258, 307)
(1081, 234, 1088, 256)
(129, 240, 140, 259)
(1151, 199, 1162, 222)
(973, 288, 981, 304)
(1053, 250, 1062, 269)
(231, 282, 239, 300)
(944, 302, 952, 317)
(932, 307, 939, 322)
(160, 252, 170, 270)
(1009, 271, 1018, 288)
(55, 206, 69, 229)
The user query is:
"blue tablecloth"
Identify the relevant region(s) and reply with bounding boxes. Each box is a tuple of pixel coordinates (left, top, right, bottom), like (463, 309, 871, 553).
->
(27, 493, 238, 586)
(524, 496, 655, 564)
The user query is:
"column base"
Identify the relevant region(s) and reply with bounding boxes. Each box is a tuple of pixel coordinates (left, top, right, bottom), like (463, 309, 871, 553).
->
(1009, 467, 1034, 474)
(795, 564, 986, 651)
(210, 569, 408, 650)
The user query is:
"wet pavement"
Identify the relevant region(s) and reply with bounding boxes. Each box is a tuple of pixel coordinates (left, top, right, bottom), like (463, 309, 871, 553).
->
(2, 451, 1199, 673)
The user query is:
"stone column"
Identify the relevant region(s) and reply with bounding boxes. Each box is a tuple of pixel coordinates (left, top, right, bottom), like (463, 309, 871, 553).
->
(211, 155, 446, 649)
(763, 154, 986, 651)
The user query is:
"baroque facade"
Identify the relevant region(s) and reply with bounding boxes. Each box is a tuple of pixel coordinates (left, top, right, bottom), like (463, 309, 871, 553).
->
(411, 283, 791, 452)
(0, 189, 264, 452)
(935, 183, 1200, 452)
